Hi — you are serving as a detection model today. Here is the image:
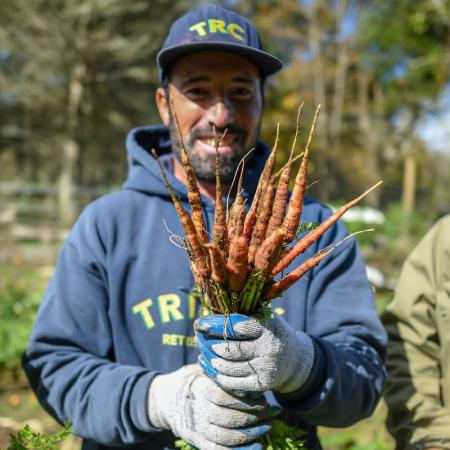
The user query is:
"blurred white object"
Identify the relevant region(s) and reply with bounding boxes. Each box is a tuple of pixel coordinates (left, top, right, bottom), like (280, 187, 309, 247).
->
(341, 207, 385, 224)
(366, 264, 396, 290)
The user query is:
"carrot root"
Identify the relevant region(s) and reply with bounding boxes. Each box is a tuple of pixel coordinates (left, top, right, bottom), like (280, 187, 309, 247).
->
(273, 180, 383, 275)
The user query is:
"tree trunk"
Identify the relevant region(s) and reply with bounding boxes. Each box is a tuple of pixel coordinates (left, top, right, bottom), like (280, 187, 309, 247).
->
(402, 153, 416, 213)
(357, 69, 381, 207)
(58, 138, 79, 225)
(308, 1, 330, 202)
(58, 63, 85, 226)
(329, 0, 348, 144)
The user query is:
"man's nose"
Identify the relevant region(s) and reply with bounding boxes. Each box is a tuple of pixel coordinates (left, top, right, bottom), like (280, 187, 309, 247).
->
(206, 97, 234, 129)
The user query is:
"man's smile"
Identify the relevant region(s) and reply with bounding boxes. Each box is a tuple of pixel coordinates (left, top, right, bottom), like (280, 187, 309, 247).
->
(195, 134, 240, 155)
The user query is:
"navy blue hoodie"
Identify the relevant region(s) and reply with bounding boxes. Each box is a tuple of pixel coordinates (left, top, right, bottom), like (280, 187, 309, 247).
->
(23, 125, 387, 450)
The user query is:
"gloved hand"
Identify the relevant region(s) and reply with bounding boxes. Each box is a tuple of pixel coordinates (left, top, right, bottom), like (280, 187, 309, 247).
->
(148, 363, 275, 449)
(194, 314, 315, 394)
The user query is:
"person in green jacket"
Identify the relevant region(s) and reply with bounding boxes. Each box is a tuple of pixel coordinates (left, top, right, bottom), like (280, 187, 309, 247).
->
(384, 214, 450, 450)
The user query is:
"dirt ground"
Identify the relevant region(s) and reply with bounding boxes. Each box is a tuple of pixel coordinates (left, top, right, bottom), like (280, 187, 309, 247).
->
(0, 384, 81, 449)
(0, 382, 393, 450)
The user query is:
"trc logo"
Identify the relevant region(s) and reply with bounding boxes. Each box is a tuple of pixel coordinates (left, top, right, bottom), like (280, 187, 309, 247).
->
(189, 20, 245, 41)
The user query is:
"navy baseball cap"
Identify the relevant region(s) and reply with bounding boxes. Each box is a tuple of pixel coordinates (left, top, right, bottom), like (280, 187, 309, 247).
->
(157, 5, 283, 81)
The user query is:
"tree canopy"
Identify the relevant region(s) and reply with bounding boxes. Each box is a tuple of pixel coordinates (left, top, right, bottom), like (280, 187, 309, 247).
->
(1, 0, 449, 223)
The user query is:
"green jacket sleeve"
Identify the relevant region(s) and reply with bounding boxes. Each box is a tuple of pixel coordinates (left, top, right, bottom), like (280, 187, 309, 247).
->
(383, 215, 450, 450)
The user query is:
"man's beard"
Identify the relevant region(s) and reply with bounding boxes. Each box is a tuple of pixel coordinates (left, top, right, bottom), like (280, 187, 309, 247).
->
(168, 114, 260, 183)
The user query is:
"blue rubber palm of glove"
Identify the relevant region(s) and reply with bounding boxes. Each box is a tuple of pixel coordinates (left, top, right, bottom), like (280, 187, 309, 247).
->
(194, 314, 315, 395)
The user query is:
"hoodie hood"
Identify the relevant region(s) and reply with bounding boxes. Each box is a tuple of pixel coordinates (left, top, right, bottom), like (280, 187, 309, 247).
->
(123, 124, 271, 204)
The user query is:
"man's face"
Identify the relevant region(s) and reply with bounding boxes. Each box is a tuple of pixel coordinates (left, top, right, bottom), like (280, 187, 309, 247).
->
(157, 50, 264, 182)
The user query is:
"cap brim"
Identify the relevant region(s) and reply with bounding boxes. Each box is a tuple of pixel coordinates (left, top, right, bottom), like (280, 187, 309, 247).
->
(157, 42, 283, 77)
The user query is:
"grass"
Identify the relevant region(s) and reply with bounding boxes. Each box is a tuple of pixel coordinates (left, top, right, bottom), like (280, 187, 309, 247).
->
(0, 387, 81, 449)
(0, 387, 394, 449)
(319, 401, 394, 449)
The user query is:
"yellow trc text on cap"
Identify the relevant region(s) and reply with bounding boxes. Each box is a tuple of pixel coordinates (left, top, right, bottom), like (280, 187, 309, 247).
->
(189, 20, 245, 41)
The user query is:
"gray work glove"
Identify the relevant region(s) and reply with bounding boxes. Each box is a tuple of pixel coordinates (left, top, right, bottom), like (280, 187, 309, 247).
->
(194, 314, 315, 394)
(148, 364, 274, 449)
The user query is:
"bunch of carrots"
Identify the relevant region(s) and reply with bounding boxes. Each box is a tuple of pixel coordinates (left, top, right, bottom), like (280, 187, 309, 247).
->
(154, 104, 381, 315)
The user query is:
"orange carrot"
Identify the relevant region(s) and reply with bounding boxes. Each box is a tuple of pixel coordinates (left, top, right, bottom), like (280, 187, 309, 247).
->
(213, 135, 229, 260)
(247, 132, 281, 255)
(206, 242, 228, 284)
(233, 168, 248, 237)
(248, 180, 276, 264)
(227, 235, 249, 291)
(254, 228, 286, 272)
(273, 152, 303, 179)
(170, 191, 210, 278)
(227, 161, 245, 240)
(191, 262, 205, 288)
(283, 105, 321, 244)
(267, 105, 304, 237)
(228, 195, 247, 240)
(243, 124, 280, 240)
(273, 181, 383, 275)
(266, 163, 291, 238)
(171, 102, 209, 244)
(234, 197, 247, 237)
(242, 200, 259, 241)
(152, 149, 210, 280)
(265, 247, 333, 300)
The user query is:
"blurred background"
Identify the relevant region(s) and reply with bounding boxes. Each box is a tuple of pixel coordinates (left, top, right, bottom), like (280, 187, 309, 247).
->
(0, 0, 449, 448)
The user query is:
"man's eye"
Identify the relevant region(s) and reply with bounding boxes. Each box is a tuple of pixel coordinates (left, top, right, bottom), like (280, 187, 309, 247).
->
(230, 87, 253, 98)
(186, 87, 209, 97)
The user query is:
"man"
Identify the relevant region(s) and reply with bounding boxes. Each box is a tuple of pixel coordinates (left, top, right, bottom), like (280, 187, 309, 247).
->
(23, 5, 387, 450)
(384, 214, 450, 450)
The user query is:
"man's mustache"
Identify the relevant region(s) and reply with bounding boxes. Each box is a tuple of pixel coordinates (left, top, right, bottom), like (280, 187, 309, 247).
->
(189, 125, 246, 141)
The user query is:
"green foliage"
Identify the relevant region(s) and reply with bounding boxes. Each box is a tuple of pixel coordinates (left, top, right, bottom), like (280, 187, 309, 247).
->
(381, 202, 430, 243)
(376, 202, 431, 270)
(321, 431, 391, 450)
(0, 0, 189, 187)
(175, 420, 307, 450)
(3, 421, 72, 450)
(257, 305, 276, 326)
(342, 220, 377, 248)
(175, 439, 195, 450)
(318, 401, 394, 450)
(295, 221, 319, 239)
(359, 0, 450, 113)
(343, 202, 432, 276)
(261, 420, 307, 449)
(0, 283, 41, 375)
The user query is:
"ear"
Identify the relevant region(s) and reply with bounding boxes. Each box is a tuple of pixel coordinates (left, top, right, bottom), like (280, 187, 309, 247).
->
(155, 87, 170, 126)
